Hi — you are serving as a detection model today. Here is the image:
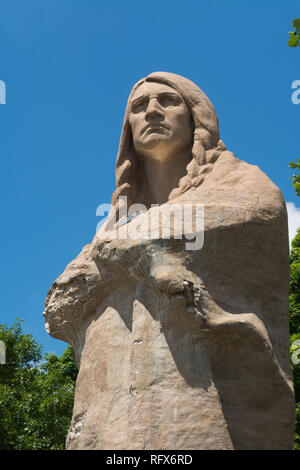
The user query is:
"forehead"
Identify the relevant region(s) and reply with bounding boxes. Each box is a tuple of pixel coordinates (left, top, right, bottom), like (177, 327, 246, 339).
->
(131, 81, 181, 101)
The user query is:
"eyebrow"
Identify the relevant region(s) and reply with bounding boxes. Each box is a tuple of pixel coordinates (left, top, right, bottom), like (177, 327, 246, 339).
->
(131, 91, 181, 106)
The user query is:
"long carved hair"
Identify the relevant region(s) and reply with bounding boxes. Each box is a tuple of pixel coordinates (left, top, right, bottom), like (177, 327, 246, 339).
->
(107, 72, 227, 227)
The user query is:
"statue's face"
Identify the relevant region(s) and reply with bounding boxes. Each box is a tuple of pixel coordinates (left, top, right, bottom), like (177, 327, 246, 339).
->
(129, 81, 193, 160)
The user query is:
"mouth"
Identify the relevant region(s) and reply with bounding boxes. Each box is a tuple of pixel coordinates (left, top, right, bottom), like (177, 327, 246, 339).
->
(142, 124, 169, 135)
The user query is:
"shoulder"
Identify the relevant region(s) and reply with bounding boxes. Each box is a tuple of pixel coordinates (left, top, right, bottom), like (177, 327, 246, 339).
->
(206, 150, 286, 211)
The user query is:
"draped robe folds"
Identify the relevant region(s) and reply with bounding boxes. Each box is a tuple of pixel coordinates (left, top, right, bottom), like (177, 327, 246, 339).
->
(44, 150, 295, 450)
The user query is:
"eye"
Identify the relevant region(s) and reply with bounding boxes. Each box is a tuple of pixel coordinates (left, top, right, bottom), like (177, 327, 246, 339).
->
(131, 98, 148, 113)
(158, 94, 181, 107)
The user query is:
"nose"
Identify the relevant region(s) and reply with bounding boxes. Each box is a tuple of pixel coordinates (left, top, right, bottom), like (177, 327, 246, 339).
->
(145, 97, 164, 121)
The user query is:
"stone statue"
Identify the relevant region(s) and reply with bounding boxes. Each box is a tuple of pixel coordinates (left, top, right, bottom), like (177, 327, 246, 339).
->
(44, 72, 295, 450)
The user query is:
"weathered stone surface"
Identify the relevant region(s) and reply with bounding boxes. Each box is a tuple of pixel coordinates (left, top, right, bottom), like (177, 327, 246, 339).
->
(44, 72, 294, 449)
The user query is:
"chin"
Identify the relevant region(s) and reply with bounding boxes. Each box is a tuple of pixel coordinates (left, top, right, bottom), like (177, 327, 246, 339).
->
(137, 134, 170, 151)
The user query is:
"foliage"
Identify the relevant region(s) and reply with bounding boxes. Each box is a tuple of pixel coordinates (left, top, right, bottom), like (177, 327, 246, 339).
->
(290, 160, 300, 197)
(0, 319, 78, 450)
(288, 18, 300, 47)
(287, 18, 300, 449)
(290, 229, 300, 334)
(290, 228, 300, 450)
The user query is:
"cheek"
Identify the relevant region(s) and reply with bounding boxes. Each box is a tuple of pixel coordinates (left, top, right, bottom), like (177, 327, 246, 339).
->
(173, 111, 192, 137)
(129, 116, 142, 137)
(128, 120, 137, 141)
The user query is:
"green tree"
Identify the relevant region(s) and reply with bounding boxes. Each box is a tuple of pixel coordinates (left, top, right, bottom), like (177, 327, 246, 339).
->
(288, 20, 300, 448)
(0, 319, 77, 450)
(290, 160, 300, 197)
(288, 18, 300, 47)
(290, 229, 300, 450)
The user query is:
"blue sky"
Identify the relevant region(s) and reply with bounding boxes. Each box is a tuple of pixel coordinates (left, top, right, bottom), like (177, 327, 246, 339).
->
(0, 0, 299, 356)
